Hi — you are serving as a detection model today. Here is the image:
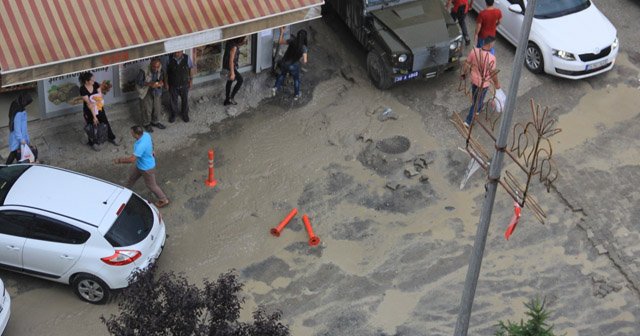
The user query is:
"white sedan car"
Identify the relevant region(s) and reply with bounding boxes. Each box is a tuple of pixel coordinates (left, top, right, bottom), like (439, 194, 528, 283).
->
(472, 0, 618, 79)
(0, 278, 9, 334)
(0, 164, 166, 304)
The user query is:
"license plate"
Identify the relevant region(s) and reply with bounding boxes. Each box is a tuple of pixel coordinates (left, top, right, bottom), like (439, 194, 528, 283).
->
(394, 71, 419, 83)
(585, 59, 609, 70)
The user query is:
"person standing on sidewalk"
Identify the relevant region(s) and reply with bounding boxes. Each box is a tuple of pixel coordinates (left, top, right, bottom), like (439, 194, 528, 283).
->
(461, 36, 500, 126)
(272, 28, 308, 101)
(6, 93, 34, 164)
(79, 72, 119, 151)
(474, 0, 502, 53)
(136, 59, 167, 133)
(222, 36, 247, 106)
(165, 51, 194, 123)
(446, 0, 472, 46)
(114, 125, 169, 208)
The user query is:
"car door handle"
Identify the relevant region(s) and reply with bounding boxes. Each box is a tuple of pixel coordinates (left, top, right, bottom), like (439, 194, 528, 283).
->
(60, 254, 75, 260)
(6, 245, 21, 251)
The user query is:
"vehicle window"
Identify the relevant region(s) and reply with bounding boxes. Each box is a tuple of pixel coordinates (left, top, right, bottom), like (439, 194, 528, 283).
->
(104, 194, 153, 247)
(29, 216, 90, 244)
(534, 0, 590, 19)
(0, 211, 33, 238)
(0, 165, 31, 204)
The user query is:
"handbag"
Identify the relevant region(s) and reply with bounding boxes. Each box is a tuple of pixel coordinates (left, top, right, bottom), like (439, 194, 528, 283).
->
(19, 143, 36, 163)
(84, 122, 109, 144)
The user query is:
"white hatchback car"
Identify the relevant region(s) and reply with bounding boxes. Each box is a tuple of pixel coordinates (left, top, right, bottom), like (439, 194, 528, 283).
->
(0, 164, 166, 304)
(472, 0, 618, 79)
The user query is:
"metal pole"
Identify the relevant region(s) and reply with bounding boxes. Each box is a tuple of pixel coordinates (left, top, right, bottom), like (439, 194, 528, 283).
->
(453, 1, 538, 335)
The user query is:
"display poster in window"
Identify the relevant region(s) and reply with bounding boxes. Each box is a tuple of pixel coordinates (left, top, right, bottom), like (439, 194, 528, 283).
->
(44, 67, 114, 113)
(193, 43, 223, 78)
(119, 58, 151, 94)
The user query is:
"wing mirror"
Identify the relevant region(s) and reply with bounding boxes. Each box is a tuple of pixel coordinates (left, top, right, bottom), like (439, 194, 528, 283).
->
(508, 4, 524, 15)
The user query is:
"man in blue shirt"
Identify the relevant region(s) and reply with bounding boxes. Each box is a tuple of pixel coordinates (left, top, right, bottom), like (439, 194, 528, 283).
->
(114, 125, 169, 208)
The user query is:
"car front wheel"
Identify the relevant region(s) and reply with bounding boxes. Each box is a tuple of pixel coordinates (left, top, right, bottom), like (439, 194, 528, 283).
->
(525, 42, 544, 74)
(72, 274, 111, 304)
(367, 50, 393, 90)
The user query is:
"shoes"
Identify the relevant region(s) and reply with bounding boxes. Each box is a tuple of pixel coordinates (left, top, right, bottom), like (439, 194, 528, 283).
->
(90, 144, 101, 152)
(152, 122, 166, 130)
(229, 99, 238, 105)
(182, 115, 190, 122)
(169, 115, 176, 123)
(223, 99, 232, 106)
(463, 121, 470, 128)
(108, 138, 120, 146)
(144, 124, 154, 133)
(465, 38, 471, 46)
(271, 87, 277, 97)
(294, 93, 302, 101)
(155, 199, 170, 208)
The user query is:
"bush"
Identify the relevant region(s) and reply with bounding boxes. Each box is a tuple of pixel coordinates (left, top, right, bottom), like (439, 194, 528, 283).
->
(494, 297, 564, 336)
(101, 264, 290, 336)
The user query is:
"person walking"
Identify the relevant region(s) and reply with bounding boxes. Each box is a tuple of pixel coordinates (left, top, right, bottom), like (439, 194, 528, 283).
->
(461, 36, 500, 126)
(136, 59, 167, 132)
(272, 28, 308, 101)
(79, 72, 119, 151)
(222, 36, 247, 106)
(474, 0, 502, 53)
(447, 0, 472, 46)
(114, 125, 170, 208)
(6, 93, 34, 164)
(165, 51, 194, 123)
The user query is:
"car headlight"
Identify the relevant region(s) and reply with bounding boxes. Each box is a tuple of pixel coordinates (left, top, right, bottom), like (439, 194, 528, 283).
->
(398, 54, 408, 62)
(450, 35, 463, 51)
(612, 37, 619, 49)
(552, 49, 576, 61)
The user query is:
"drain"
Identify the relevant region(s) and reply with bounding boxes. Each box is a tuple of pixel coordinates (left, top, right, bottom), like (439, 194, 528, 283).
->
(376, 136, 410, 154)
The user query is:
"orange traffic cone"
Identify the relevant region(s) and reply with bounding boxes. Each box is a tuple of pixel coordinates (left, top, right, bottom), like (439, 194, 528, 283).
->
(205, 149, 217, 188)
(271, 208, 298, 237)
(302, 214, 320, 246)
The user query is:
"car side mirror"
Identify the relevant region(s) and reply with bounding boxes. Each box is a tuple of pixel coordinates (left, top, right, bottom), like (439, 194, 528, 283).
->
(508, 4, 524, 15)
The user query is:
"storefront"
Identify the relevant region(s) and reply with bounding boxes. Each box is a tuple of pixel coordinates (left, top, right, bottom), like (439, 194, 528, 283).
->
(0, 0, 323, 120)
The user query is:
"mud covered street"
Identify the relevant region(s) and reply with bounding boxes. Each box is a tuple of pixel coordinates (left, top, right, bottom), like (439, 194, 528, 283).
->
(2, 1, 640, 335)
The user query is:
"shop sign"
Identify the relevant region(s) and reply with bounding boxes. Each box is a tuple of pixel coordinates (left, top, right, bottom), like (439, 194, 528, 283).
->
(44, 67, 114, 113)
(165, 29, 222, 52)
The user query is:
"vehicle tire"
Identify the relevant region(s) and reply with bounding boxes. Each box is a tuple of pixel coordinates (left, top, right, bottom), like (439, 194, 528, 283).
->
(367, 50, 393, 90)
(72, 274, 111, 304)
(525, 42, 544, 74)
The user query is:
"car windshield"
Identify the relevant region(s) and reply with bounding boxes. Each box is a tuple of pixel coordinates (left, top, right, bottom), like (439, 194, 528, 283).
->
(533, 0, 591, 19)
(104, 194, 153, 247)
(0, 165, 31, 204)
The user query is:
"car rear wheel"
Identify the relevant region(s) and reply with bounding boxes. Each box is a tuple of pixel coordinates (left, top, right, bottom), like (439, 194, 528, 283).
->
(367, 50, 393, 90)
(525, 42, 544, 74)
(72, 274, 110, 304)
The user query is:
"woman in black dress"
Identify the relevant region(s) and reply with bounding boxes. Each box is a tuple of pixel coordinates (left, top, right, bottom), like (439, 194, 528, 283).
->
(78, 72, 118, 151)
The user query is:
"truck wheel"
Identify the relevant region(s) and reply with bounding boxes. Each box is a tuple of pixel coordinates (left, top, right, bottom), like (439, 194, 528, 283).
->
(367, 51, 393, 90)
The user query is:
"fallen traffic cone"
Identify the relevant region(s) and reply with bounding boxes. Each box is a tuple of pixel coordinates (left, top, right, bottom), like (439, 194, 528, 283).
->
(271, 208, 298, 237)
(504, 202, 522, 240)
(302, 214, 320, 246)
(205, 149, 217, 188)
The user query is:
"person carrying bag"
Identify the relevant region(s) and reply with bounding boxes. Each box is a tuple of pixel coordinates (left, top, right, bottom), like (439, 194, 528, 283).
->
(7, 93, 37, 164)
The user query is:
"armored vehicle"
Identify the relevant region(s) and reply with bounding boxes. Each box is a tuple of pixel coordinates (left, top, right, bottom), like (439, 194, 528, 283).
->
(324, 0, 463, 89)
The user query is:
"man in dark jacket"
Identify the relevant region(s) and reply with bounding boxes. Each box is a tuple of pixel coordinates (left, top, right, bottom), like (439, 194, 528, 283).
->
(165, 51, 194, 123)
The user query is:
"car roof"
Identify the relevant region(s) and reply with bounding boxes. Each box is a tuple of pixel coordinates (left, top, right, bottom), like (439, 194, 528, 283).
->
(3, 165, 128, 226)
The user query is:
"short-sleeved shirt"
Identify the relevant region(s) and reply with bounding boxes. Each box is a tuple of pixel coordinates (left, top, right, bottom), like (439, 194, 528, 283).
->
(133, 132, 156, 171)
(467, 48, 496, 88)
(477, 8, 502, 39)
(452, 0, 469, 14)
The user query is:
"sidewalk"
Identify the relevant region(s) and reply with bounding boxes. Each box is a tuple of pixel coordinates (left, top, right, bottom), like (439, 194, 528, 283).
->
(0, 71, 274, 170)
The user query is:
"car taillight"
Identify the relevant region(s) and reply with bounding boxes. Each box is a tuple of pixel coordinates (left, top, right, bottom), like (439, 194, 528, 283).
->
(101, 250, 141, 266)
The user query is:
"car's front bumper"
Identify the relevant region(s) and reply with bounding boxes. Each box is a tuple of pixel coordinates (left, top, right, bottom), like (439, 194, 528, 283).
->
(548, 47, 618, 79)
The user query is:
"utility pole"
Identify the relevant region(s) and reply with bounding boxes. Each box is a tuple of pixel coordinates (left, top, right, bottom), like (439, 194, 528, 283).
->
(453, 1, 538, 335)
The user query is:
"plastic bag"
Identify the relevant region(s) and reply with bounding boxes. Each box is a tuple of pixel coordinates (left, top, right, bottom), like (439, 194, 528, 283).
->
(20, 143, 35, 163)
(492, 88, 507, 113)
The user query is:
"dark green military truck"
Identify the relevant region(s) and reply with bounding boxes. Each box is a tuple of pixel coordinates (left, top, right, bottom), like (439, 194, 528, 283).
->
(324, 0, 463, 89)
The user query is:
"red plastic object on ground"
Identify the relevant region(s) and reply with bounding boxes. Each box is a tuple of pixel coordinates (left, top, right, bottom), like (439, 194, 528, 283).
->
(504, 202, 522, 240)
(205, 149, 217, 188)
(271, 208, 298, 237)
(302, 214, 320, 246)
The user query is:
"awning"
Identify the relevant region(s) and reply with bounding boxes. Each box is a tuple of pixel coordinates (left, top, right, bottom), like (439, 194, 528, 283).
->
(0, 0, 323, 87)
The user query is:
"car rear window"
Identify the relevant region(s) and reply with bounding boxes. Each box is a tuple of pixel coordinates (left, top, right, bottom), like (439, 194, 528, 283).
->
(0, 165, 31, 204)
(104, 194, 153, 247)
